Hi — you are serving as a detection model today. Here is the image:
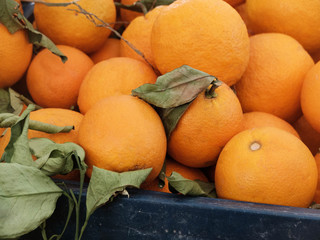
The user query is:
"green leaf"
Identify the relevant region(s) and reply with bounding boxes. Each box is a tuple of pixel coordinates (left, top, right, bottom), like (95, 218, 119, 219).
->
(167, 171, 216, 198)
(132, 65, 216, 108)
(30, 137, 87, 176)
(0, 88, 14, 114)
(157, 103, 190, 138)
(79, 167, 152, 238)
(1, 104, 35, 165)
(0, 163, 63, 239)
(0, 0, 67, 62)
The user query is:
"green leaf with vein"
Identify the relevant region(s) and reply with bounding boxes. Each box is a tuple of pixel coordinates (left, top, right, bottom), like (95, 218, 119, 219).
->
(0, 163, 63, 239)
(132, 65, 216, 108)
(0, 0, 67, 62)
(79, 167, 152, 239)
(30, 137, 87, 176)
(167, 171, 216, 198)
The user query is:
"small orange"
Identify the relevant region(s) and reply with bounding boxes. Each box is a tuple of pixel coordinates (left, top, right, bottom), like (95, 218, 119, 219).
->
(120, 0, 144, 23)
(141, 158, 208, 193)
(77, 57, 157, 114)
(312, 152, 320, 204)
(78, 95, 167, 182)
(293, 115, 320, 156)
(235, 33, 314, 123)
(0, 24, 33, 88)
(168, 83, 244, 168)
(301, 61, 320, 133)
(246, 0, 320, 53)
(120, 6, 164, 69)
(215, 127, 318, 208)
(89, 38, 121, 64)
(33, 0, 117, 53)
(150, 0, 250, 86)
(242, 111, 300, 138)
(26, 45, 94, 109)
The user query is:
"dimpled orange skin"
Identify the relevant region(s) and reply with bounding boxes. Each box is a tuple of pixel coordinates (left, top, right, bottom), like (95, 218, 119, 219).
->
(26, 45, 94, 109)
(215, 127, 318, 208)
(120, 6, 165, 69)
(33, 0, 116, 54)
(151, 0, 250, 86)
(0, 25, 33, 88)
(301, 61, 320, 133)
(168, 83, 244, 168)
(246, 0, 320, 53)
(77, 57, 157, 114)
(78, 95, 167, 182)
(141, 158, 209, 193)
(242, 111, 300, 139)
(235, 33, 314, 123)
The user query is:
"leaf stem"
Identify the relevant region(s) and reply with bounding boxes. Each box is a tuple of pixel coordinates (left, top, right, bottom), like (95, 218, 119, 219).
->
(205, 77, 222, 98)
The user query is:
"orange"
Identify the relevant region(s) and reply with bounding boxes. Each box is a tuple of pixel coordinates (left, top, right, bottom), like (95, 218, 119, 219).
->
(293, 116, 320, 156)
(223, 0, 244, 7)
(301, 61, 320, 133)
(246, 0, 320, 53)
(120, 6, 164, 70)
(0, 108, 84, 181)
(168, 83, 244, 168)
(215, 127, 318, 208)
(242, 111, 300, 139)
(141, 158, 208, 193)
(0, 24, 33, 88)
(235, 33, 314, 123)
(89, 38, 121, 64)
(77, 57, 157, 114)
(119, 0, 144, 23)
(150, 0, 250, 86)
(235, 2, 254, 36)
(26, 45, 94, 109)
(313, 152, 320, 204)
(78, 95, 167, 182)
(33, 0, 116, 54)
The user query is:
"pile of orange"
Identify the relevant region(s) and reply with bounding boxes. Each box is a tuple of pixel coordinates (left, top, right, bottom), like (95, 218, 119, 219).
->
(1, 0, 320, 208)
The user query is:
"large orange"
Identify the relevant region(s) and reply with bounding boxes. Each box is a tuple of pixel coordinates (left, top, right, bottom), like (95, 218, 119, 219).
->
(313, 152, 320, 204)
(0, 24, 33, 88)
(242, 111, 300, 138)
(120, 6, 164, 70)
(235, 33, 314, 123)
(150, 0, 250, 86)
(77, 57, 157, 114)
(168, 83, 244, 168)
(78, 95, 167, 182)
(300, 61, 320, 133)
(215, 127, 318, 208)
(141, 158, 208, 193)
(26, 45, 94, 109)
(33, 0, 116, 54)
(293, 115, 320, 156)
(246, 0, 320, 53)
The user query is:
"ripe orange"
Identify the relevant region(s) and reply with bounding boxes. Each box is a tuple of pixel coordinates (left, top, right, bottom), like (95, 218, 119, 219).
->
(246, 0, 320, 53)
(150, 0, 250, 86)
(89, 38, 121, 64)
(141, 158, 208, 193)
(168, 83, 244, 168)
(120, 6, 164, 70)
(235, 33, 314, 123)
(215, 127, 318, 208)
(33, 0, 116, 54)
(242, 111, 300, 138)
(301, 61, 320, 133)
(235, 2, 254, 36)
(26, 45, 94, 109)
(119, 0, 144, 23)
(293, 116, 320, 156)
(77, 57, 157, 114)
(78, 95, 167, 182)
(313, 152, 320, 204)
(0, 24, 33, 88)
(0, 108, 84, 181)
